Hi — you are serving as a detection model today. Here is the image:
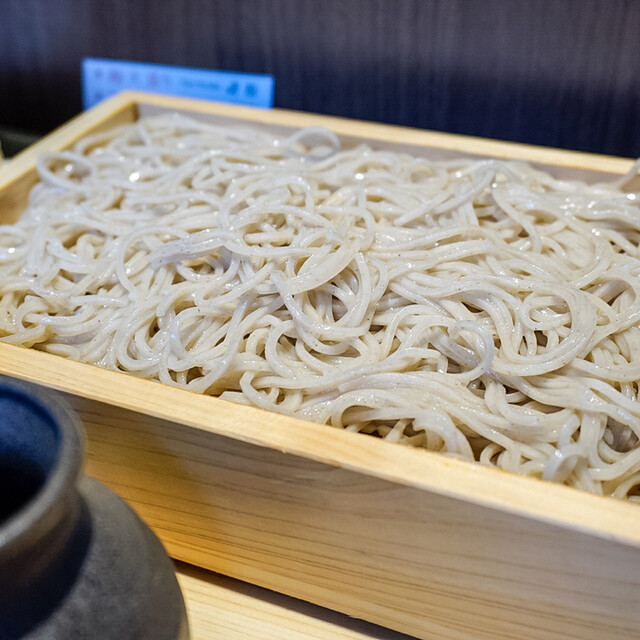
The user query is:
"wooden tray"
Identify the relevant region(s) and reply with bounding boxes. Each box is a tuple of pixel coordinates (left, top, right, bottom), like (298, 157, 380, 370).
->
(1, 92, 639, 640)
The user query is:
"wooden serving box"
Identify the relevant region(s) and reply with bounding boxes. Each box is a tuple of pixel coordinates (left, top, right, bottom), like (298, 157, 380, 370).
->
(2, 92, 640, 640)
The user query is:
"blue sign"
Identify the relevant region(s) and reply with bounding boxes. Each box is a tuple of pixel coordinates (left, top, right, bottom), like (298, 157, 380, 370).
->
(82, 58, 274, 110)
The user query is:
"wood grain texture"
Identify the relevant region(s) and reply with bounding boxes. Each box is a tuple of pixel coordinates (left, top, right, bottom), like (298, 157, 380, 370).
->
(2, 95, 640, 639)
(2, 1, 640, 156)
(1, 337, 639, 547)
(176, 563, 415, 640)
(2, 336, 640, 639)
(75, 392, 640, 640)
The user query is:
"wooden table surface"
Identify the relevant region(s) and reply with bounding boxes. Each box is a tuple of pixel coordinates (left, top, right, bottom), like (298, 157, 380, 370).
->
(176, 562, 416, 640)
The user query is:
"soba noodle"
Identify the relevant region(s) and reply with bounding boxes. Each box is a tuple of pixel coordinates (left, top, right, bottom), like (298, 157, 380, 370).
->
(2, 113, 640, 500)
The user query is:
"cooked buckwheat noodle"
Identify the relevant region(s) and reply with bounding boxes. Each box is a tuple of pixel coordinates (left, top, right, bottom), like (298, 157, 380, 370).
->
(2, 113, 640, 500)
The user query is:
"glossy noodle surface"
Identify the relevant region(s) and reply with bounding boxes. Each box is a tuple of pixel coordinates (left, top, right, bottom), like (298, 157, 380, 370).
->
(1, 114, 639, 499)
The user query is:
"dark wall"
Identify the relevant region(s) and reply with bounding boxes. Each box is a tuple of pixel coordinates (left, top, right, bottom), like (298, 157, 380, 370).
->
(2, 0, 639, 157)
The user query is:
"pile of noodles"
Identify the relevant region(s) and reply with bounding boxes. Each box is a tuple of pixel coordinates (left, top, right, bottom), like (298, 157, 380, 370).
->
(1, 113, 640, 500)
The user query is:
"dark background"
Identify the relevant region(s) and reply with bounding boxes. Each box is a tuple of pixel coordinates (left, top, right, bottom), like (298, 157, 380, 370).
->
(1, 0, 639, 157)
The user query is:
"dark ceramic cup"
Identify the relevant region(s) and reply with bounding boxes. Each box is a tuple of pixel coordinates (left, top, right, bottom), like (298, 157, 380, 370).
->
(0, 377, 189, 639)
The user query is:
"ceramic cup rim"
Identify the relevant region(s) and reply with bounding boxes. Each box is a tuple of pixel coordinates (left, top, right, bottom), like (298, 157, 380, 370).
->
(0, 378, 83, 557)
